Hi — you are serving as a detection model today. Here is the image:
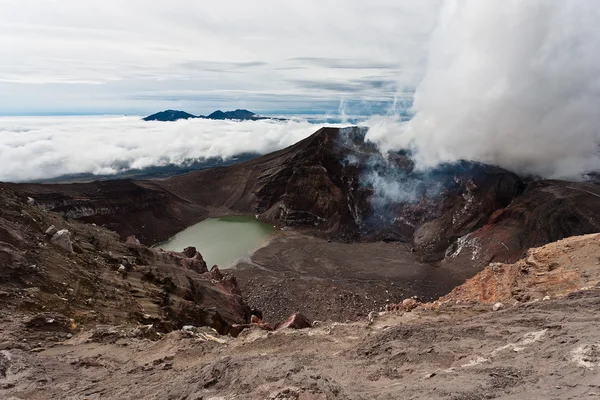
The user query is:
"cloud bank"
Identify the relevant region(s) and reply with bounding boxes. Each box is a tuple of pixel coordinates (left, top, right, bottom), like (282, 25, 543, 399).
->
(367, 0, 600, 179)
(0, 116, 327, 182)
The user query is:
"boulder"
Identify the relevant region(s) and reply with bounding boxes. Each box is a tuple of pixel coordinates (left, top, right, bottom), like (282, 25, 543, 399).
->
(276, 313, 312, 330)
(492, 302, 505, 311)
(386, 298, 421, 313)
(182, 246, 197, 258)
(402, 298, 419, 312)
(45, 225, 57, 236)
(368, 311, 378, 323)
(126, 235, 141, 245)
(230, 317, 274, 337)
(207, 266, 224, 281)
(24, 313, 71, 332)
(50, 229, 73, 252)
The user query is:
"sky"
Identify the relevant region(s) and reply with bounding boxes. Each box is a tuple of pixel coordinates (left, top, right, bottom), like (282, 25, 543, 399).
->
(0, 0, 441, 116)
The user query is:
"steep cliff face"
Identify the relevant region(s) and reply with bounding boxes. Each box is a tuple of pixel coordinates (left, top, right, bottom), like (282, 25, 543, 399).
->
(7, 127, 600, 269)
(444, 180, 600, 271)
(6, 180, 208, 245)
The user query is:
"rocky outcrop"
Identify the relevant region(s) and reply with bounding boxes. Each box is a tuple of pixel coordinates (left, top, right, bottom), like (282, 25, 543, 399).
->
(229, 312, 312, 337)
(438, 233, 600, 305)
(148, 246, 209, 274)
(442, 181, 600, 275)
(276, 313, 312, 330)
(50, 229, 73, 252)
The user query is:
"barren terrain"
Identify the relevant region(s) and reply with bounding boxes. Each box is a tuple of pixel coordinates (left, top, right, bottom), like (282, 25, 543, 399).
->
(3, 284, 600, 399)
(2, 216, 600, 399)
(1, 126, 600, 399)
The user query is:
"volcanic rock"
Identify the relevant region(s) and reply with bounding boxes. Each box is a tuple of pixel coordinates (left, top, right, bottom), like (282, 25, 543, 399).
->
(402, 298, 419, 312)
(126, 235, 141, 245)
(230, 315, 275, 337)
(0, 186, 249, 337)
(276, 313, 312, 330)
(24, 313, 71, 332)
(50, 229, 73, 252)
(182, 246, 198, 258)
(439, 233, 600, 305)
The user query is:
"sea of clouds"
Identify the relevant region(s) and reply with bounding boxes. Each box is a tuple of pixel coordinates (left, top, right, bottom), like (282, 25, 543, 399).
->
(0, 116, 330, 182)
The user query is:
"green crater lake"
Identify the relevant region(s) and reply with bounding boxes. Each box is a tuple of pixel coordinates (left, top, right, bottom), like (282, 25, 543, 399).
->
(153, 216, 276, 268)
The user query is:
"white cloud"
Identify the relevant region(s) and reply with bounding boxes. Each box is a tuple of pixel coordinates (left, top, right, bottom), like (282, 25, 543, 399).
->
(0, 116, 331, 181)
(367, 0, 600, 179)
(0, 0, 441, 114)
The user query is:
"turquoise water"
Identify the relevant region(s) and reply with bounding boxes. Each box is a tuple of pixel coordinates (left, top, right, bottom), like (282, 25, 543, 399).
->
(153, 216, 276, 268)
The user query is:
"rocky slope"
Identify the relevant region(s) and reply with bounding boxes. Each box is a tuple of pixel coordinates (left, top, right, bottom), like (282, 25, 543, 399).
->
(2, 235, 600, 399)
(0, 186, 250, 336)
(4, 179, 209, 245)
(2, 126, 600, 398)
(438, 233, 600, 305)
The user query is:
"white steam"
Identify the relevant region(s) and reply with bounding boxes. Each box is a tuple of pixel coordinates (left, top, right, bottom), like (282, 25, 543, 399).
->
(0, 116, 325, 182)
(367, 0, 600, 179)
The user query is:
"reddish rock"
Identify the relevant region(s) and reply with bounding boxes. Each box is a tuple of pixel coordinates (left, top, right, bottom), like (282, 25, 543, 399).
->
(386, 298, 420, 312)
(149, 247, 209, 274)
(402, 298, 419, 312)
(276, 313, 312, 330)
(182, 246, 197, 258)
(126, 235, 141, 245)
(230, 316, 274, 337)
(208, 265, 224, 281)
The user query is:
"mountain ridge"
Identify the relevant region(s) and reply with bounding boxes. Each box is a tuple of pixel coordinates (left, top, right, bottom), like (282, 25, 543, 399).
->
(143, 108, 284, 122)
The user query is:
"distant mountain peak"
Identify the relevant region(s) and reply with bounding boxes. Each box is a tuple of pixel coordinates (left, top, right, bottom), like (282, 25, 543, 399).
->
(143, 108, 284, 122)
(143, 110, 197, 122)
(206, 109, 259, 120)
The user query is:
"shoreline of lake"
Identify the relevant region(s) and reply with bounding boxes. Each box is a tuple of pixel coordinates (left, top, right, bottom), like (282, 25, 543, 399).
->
(152, 215, 278, 268)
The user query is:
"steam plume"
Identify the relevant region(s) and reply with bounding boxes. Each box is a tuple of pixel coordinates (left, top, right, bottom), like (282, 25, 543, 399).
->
(367, 0, 600, 179)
